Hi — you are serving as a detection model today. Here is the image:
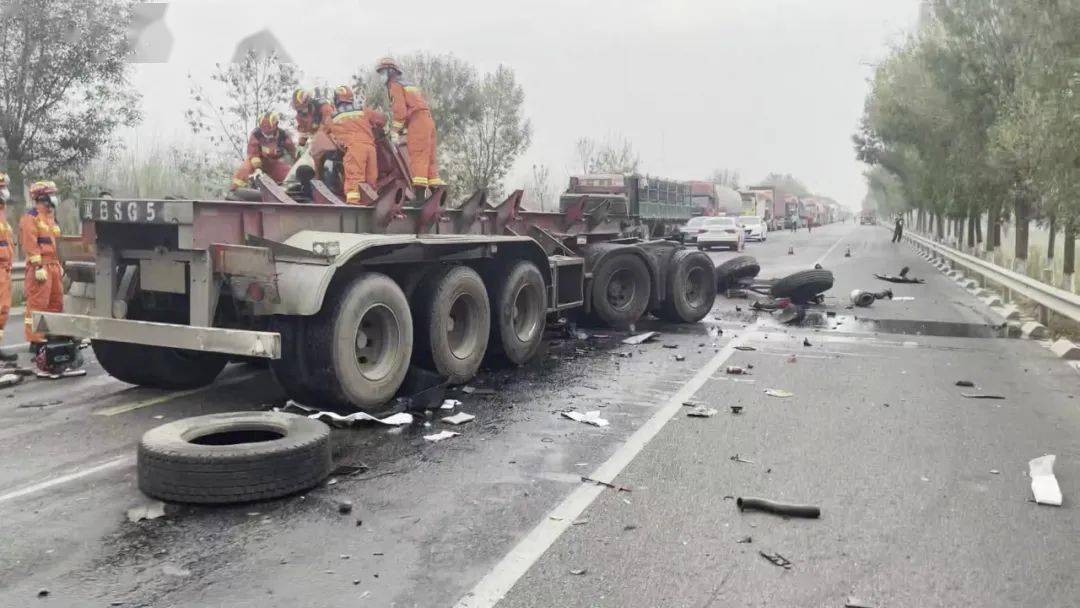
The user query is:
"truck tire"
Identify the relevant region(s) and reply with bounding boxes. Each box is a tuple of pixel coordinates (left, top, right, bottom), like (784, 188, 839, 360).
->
(137, 411, 331, 504)
(269, 315, 322, 405)
(770, 269, 834, 304)
(489, 260, 546, 365)
(307, 272, 413, 412)
(413, 265, 490, 384)
(658, 249, 716, 323)
(590, 251, 651, 329)
(715, 256, 760, 292)
(92, 340, 227, 390)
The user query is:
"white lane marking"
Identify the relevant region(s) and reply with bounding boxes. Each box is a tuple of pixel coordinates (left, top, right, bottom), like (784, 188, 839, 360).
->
(814, 231, 848, 266)
(454, 321, 765, 608)
(0, 455, 134, 506)
(94, 371, 259, 416)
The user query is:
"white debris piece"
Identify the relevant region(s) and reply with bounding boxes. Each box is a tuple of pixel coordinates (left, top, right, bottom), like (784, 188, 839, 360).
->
(441, 412, 475, 425)
(126, 499, 167, 523)
(562, 410, 609, 427)
(424, 430, 461, 442)
(440, 399, 462, 410)
(764, 389, 794, 398)
(0, 373, 21, 388)
(309, 410, 413, 427)
(1029, 454, 1063, 506)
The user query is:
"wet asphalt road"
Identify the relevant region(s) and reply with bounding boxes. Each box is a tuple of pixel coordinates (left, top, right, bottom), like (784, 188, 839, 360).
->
(2, 222, 1078, 608)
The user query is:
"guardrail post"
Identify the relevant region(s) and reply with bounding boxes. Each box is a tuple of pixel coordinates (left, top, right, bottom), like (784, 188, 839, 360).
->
(1038, 304, 1050, 326)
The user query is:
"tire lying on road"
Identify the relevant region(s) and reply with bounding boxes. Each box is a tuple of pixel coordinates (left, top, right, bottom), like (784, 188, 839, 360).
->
(92, 340, 228, 390)
(413, 265, 491, 385)
(138, 411, 332, 504)
(714, 255, 761, 292)
(769, 269, 835, 304)
(590, 251, 652, 329)
(658, 249, 716, 323)
(489, 260, 547, 365)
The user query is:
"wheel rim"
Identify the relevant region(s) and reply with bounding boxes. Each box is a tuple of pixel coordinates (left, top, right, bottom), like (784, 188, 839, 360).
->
(683, 266, 708, 308)
(510, 282, 542, 342)
(353, 303, 400, 381)
(446, 292, 480, 360)
(606, 268, 636, 311)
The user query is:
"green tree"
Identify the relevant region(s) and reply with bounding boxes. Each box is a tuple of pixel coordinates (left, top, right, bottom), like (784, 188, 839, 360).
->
(573, 135, 640, 174)
(453, 65, 532, 197)
(756, 173, 811, 197)
(709, 169, 741, 190)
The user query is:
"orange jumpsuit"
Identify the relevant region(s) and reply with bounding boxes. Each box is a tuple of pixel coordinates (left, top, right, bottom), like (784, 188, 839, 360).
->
(326, 106, 387, 204)
(231, 128, 298, 189)
(387, 80, 443, 188)
(295, 99, 334, 145)
(20, 204, 62, 343)
(0, 214, 14, 341)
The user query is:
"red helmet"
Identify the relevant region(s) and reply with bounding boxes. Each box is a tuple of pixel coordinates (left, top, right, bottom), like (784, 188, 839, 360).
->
(257, 111, 280, 136)
(333, 85, 354, 107)
(375, 57, 401, 75)
(29, 180, 58, 205)
(292, 88, 312, 110)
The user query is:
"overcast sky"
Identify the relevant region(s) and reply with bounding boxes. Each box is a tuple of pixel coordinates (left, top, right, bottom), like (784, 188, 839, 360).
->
(129, 0, 921, 209)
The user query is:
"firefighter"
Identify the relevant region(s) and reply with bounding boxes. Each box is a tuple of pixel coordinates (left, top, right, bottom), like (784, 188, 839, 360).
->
(375, 57, 443, 194)
(324, 85, 387, 204)
(0, 174, 15, 361)
(291, 88, 333, 147)
(230, 111, 297, 190)
(20, 181, 63, 347)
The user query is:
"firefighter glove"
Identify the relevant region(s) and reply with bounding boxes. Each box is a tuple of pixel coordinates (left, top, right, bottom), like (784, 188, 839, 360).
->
(390, 131, 401, 144)
(250, 156, 263, 169)
(34, 267, 47, 283)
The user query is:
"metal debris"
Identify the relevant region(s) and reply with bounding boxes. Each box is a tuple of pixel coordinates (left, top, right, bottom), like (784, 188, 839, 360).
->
(730, 454, 754, 464)
(730, 405, 743, 414)
(622, 331, 659, 345)
(570, 568, 587, 575)
(562, 410, 609, 427)
(441, 412, 475, 425)
(845, 597, 876, 608)
(737, 496, 820, 518)
(1029, 455, 1063, 506)
(424, 430, 461, 442)
(961, 393, 1005, 400)
(955, 380, 975, 388)
(759, 551, 793, 569)
(440, 399, 462, 410)
(734, 345, 756, 351)
(687, 406, 718, 418)
(662, 343, 679, 349)
(764, 389, 794, 398)
(126, 500, 167, 523)
(726, 366, 748, 375)
(308, 409, 414, 427)
(581, 476, 630, 492)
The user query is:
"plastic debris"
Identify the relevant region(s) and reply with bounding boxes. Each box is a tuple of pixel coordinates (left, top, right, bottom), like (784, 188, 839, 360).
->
(759, 551, 793, 569)
(726, 366, 748, 375)
(562, 410, 609, 427)
(961, 393, 1005, 400)
(424, 430, 460, 442)
(581, 476, 631, 492)
(622, 331, 659, 345)
(461, 386, 495, 395)
(308, 409, 414, 427)
(955, 380, 975, 387)
(126, 499, 167, 523)
(990, 469, 1000, 475)
(1029, 455, 1063, 506)
(441, 412, 475, 425)
(734, 345, 756, 351)
(738, 497, 820, 518)
(686, 406, 718, 418)
(764, 389, 794, 398)
(0, 373, 22, 388)
(440, 399, 462, 410)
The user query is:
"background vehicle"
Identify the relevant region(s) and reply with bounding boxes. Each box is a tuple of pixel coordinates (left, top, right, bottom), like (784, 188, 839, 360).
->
(559, 174, 697, 238)
(697, 217, 745, 251)
(738, 216, 768, 241)
(859, 211, 876, 225)
(677, 216, 713, 244)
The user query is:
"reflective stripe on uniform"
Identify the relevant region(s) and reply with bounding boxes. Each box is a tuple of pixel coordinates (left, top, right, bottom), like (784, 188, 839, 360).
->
(428, 178, 446, 186)
(392, 121, 404, 130)
(412, 176, 429, 186)
(404, 85, 421, 93)
(332, 110, 364, 123)
(233, 178, 247, 187)
(28, 254, 41, 264)
(345, 191, 361, 203)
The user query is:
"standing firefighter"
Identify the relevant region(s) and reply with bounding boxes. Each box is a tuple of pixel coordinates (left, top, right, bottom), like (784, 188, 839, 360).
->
(291, 88, 333, 147)
(324, 85, 387, 204)
(376, 57, 444, 194)
(0, 174, 15, 361)
(21, 181, 63, 346)
(230, 112, 297, 190)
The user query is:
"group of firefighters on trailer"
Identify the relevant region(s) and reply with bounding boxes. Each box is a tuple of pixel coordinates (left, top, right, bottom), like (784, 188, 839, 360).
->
(230, 57, 443, 202)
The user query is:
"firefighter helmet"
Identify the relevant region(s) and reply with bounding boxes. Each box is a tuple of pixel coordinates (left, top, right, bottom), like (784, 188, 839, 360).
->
(375, 57, 402, 75)
(29, 180, 58, 206)
(291, 88, 313, 110)
(257, 111, 280, 136)
(333, 85, 354, 107)
(0, 172, 9, 203)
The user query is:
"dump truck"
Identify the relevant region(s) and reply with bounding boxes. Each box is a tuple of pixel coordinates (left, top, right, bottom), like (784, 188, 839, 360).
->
(40, 134, 717, 414)
(558, 174, 698, 238)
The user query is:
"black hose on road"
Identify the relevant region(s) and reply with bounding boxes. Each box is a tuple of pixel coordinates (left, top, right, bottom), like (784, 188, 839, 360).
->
(736, 496, 821, 518)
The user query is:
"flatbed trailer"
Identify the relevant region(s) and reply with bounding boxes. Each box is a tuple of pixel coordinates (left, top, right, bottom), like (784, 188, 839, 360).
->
(39, 140, 717, 413)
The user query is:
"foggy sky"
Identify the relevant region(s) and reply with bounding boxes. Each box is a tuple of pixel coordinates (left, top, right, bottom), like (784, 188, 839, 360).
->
(128, 0, 921, 208)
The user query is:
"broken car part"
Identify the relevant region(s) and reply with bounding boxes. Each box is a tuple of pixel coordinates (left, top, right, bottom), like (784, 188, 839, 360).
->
(1029, 454, 1063, 506)
(622, 331, 660, 345)
(759, 551, 793, 569)
(737, 496, 821, 518)
(562, 410, 609, 427)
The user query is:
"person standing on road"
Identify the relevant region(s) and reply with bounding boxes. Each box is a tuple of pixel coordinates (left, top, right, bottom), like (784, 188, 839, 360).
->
(0, 175, 16, 361)
(20, 181, 63, 349)
(376, 57, 444, 196)
(892, 214, 905, 243)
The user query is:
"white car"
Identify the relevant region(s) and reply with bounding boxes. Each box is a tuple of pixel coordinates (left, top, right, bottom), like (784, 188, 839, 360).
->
(739, 216, 768, 242)
(677, 216, 713, 244)
(697, 217, 746, 251)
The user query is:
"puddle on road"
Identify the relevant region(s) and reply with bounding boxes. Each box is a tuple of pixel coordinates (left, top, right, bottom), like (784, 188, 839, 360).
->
(780, 310, 1008, 339)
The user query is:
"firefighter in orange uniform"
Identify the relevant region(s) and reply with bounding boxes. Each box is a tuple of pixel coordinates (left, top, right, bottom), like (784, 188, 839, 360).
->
(230, 111, 297, 190)
(375, 57, 444, 194)
(0, 174, 16, 361)
(291, 88, 334, 147)
(20, 181, 63, 347)
(323, 85, 387, 204)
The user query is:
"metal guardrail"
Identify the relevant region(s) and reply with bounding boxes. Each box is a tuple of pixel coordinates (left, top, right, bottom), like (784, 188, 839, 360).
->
(905, 231, 1080, 324)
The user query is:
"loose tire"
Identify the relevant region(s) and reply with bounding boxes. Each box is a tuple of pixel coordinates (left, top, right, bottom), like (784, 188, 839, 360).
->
(490, 260, 546, 365)
(137, 411, 331, 504)
(307, 272, 413, 412)
(770, 269, 835, 304)
(414, 265, 490, 384)
(590, 251, 652, 329)
(659, 249, 716, 323)
(92, 340, 227, 390)
(714, 255, 761, 292)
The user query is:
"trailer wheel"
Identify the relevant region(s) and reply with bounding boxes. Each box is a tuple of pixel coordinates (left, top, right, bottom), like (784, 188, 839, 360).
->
(490, 260, 546, 365)
(92, 340, 227, 390)
(269, 316, 323, 405)
(770, 269, 835, 304)
(137, 411, 331, 504)
(308, 272, 412, 412)
(414, 265, 490, 384)
(658, 250, 716, 323)
(591, 252, 651, 329)
(715, 255, 761, 292)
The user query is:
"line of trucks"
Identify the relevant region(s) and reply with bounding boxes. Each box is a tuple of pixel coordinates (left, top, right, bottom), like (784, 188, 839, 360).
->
(40, 138, 723, 414)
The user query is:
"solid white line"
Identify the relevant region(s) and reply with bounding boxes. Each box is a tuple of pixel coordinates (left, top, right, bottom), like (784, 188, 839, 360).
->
(0, 455, 134, 506)
(93, 371, 258, 416)
(454, 321, 765, 608)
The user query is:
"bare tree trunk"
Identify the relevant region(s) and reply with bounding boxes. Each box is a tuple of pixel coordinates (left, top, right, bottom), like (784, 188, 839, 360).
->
(967, 213, 975, 248)
(1064, 219, 1075, 276)
(988, 202, 1001, 251)
(1047, 214, 1057, 260)
(1014, 194, 1030, 264)
(935, 212, 945, 240)
(974, 209, 983, 244)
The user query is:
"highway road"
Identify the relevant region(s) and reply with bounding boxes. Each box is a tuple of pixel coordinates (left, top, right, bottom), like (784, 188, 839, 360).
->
(1, 222, 1077, 608)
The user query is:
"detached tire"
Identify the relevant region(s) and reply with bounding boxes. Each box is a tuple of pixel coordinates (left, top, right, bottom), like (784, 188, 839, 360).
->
(770, 269, 835, 304)
(590, 251, 652, 329)
(490, 260, 547, 365)
(92, 341, 227, 390)
(137, 412, 331, 504)
(413, 265, 490, 384)
(659, 249, 716, 323)
(714, 255, 761, 292)
(307, 272, 413, 413)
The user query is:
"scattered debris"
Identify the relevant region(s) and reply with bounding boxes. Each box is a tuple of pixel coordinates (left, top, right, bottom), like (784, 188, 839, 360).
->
(461, 386, 495, 395)
(37, 589, 49, 598)
(737, 496, 820, 518)
(759, 551, 793, 569)
(730, 454, 754, 464)
(955, 380, 975, 388)
(440, 399, 462, 410)
(736, 536, 753, 544)
(562, 410, 609, 427)
(126, 499, 167, 523)
(16, 399, 62, 409)
(424, 430, 460, 442)
(570, 568, 587, 575)
(726, 366, 748, 375)
(674, 355, 686, 362)
(875, 266, 925, 284)
(682, 400, 704, 407)
(687, 406, 718, 418)
(844, 247, 852, 258)
(662, 343, 679, 349)
(730, 405, 743, 414)
(776, 306, 805, 325)
(290, 401, 414, 427)
(990, 469, 1000, 475)
(764, 389, 794, 398)
(802, 338, 812, 347)
(961, 393, 1005, 400)
(162, 564, 191, 578)
(572, 518, 589, 526)
(708, 326, 722, 339)
(623, 524, 638, 531)
(787, 246, 794, 255)
(734, 345, 756, 351)
(337, 499, 353, 514)
(1029, 454, 1063, 506)
(441, 412, 475, 425)
(845, 597, 875, 608)
(581, 476, 630, 492)
(622, 331, 659, 345)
